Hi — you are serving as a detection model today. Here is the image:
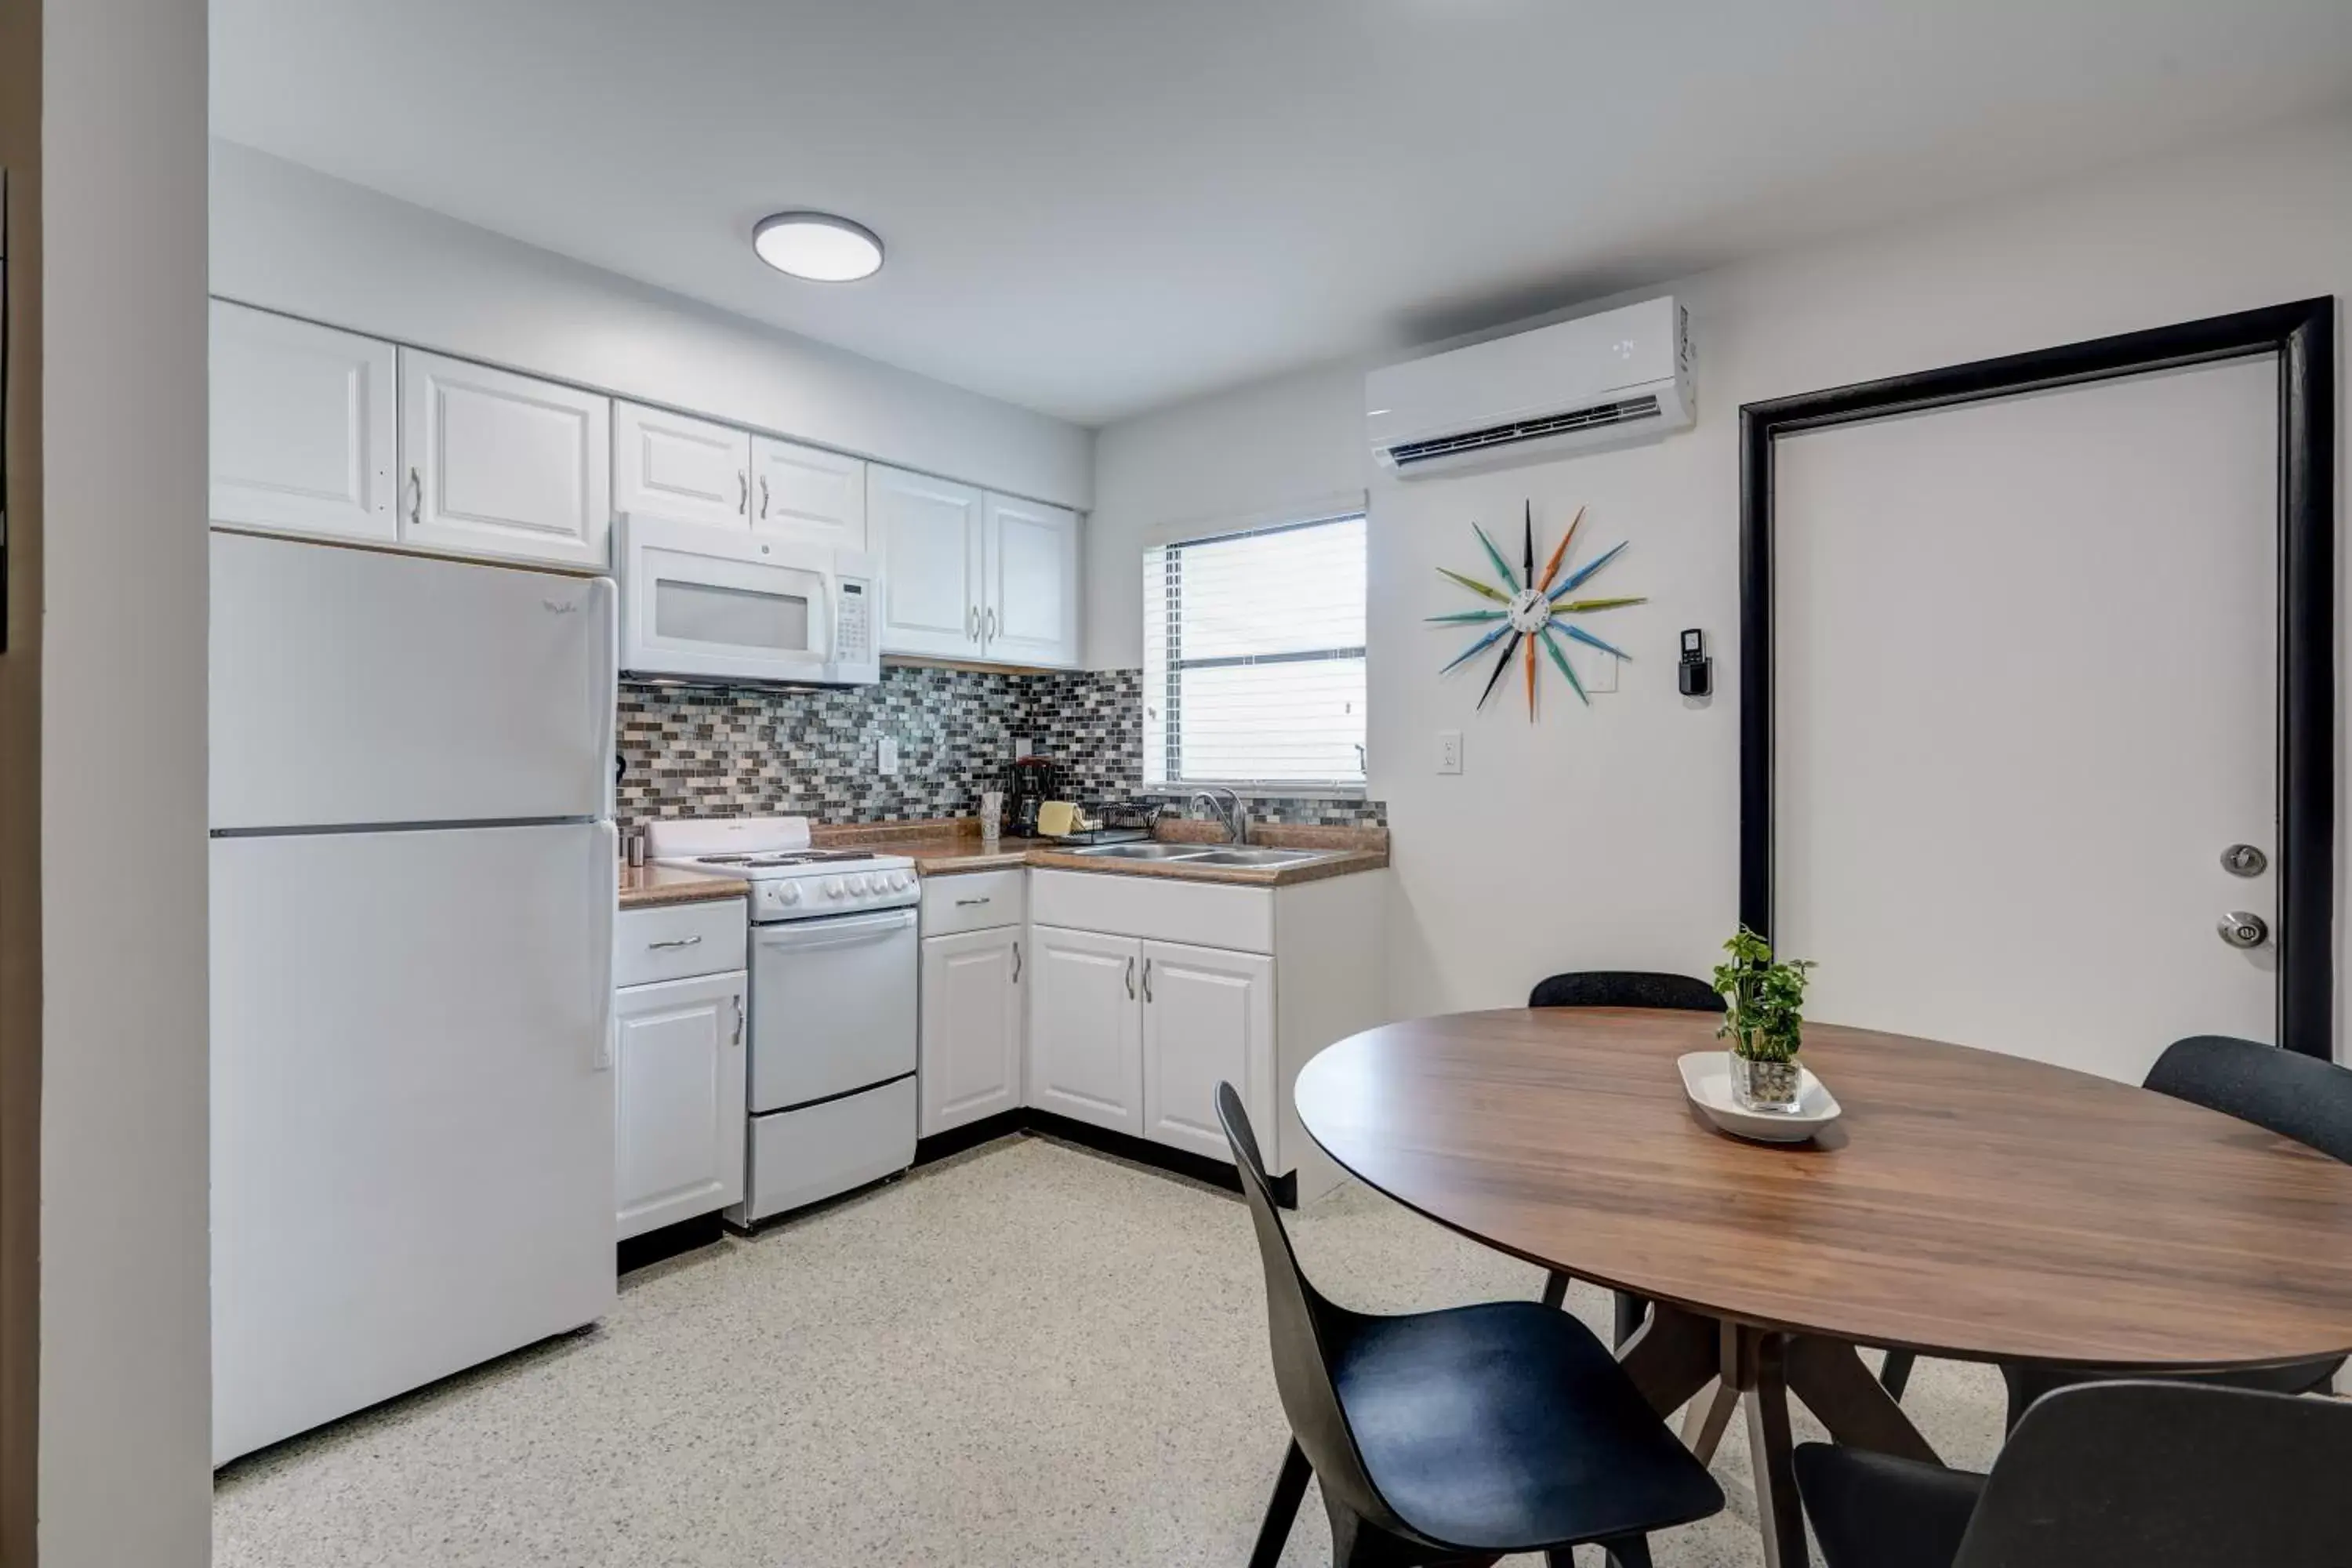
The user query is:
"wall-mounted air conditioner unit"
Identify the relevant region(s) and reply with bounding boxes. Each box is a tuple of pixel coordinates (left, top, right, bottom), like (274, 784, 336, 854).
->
(1367, 296, 1693, 477)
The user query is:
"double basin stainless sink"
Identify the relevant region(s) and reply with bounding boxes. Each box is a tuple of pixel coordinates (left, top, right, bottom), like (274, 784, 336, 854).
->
(1066, 840, 1337, 869)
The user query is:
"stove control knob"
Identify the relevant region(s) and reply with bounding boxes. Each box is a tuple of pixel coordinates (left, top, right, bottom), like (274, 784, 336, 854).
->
(889, 873, 910, 893)
(848, 875, 871, 895)
(822, 877, 844, 899)
(779, 884, 802, 906)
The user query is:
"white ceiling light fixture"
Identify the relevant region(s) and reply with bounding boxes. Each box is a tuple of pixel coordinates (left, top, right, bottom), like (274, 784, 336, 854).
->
(752, 211, 884, 282)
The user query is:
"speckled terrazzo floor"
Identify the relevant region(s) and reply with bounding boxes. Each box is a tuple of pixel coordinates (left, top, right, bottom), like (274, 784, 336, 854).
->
(213, 1134, 2009, 1567)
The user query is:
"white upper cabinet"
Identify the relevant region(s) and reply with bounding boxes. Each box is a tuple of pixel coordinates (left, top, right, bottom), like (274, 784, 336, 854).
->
(753, 435, 867, 551)
(400, 348, 612, 571)
(210, 301, 399, 545)
(870, 463, 985, 659)
(982, 494, 1080, 668)
(612, 401, 750, 530)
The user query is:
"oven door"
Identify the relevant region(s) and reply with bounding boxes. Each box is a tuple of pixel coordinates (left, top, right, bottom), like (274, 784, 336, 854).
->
(620, 513, 874, 685)
(748, 908, 918, 1113)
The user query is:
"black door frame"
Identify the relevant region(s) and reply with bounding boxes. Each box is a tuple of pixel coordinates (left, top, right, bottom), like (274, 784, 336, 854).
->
(1740, 298, 2336, 1058)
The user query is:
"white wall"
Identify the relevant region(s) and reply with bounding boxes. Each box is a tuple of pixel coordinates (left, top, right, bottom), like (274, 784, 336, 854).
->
(1088, 112, 2352, 1028)
(210, 139, 1094, 510)
(42, 0, 212, 1561)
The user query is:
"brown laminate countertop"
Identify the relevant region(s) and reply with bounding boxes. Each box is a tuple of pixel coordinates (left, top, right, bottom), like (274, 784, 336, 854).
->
(812, 817, 1388, 887)
(616, 862, 748, 910)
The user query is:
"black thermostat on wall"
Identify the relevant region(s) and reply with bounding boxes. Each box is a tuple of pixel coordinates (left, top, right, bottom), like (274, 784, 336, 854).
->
(1678, 628, 1711, 698)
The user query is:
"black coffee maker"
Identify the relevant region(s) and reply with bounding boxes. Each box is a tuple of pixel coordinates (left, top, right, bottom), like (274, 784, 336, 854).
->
(1007, 757, 1062, 838)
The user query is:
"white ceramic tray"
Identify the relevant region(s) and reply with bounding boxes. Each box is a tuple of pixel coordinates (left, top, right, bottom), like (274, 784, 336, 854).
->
(1676, 1052, 1842, 1143)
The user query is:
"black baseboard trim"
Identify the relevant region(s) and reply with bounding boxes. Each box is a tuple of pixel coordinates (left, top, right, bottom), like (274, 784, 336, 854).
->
(915, 1108, 1298, 1207)
(617, 1211, 726, 1276)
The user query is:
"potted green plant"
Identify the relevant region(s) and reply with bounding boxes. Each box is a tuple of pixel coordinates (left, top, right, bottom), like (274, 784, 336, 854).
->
(1711, 925, 1817, 1113)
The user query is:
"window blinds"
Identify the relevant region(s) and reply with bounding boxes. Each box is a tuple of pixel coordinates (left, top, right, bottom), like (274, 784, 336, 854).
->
(1142, 514, 1367, 787)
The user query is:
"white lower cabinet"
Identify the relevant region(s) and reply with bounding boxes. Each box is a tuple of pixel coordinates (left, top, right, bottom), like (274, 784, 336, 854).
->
(1026, 926, 1145, 1134)
(614, 902, 749, 1240)
(918, 926, 1025, 1137)
(1140, 941, 1275, 1163)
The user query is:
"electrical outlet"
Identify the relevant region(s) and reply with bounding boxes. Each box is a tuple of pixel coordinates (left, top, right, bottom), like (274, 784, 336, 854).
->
(1436, 730, 1463, 775)
(1011, 735, 1033, 759)
(878, 735, 901, 775)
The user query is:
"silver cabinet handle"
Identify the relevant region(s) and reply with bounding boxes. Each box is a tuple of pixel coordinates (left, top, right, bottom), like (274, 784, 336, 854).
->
(985, 606, 998, 641)
(1142, 956, 1153, 1004)
(1125, 954, 1135, 1000)
(731, 994, 745, 1046)
(967, 605, 979, 641)
(407, 466, 422, 526)
(737, 470, 748, 515)
(647, 935, 704, 950)
(1011, 941, 1022, 984)
(954, 895, 992, 907)
(760, 475, 771, 519)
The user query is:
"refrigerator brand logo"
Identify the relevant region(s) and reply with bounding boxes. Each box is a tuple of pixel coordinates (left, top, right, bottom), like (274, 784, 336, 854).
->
(542, 598, 581, 614)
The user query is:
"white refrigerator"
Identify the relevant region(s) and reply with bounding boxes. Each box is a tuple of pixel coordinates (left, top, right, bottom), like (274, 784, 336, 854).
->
(209, 532, 618, 1464)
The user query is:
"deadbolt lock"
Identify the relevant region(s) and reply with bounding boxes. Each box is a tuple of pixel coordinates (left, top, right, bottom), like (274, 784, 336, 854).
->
(2217, 911, 2269, 950)
(2220, 844, 2268, 877)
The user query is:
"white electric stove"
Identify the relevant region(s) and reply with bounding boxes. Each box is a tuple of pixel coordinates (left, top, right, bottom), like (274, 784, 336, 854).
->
(647, 818, 918, 1224)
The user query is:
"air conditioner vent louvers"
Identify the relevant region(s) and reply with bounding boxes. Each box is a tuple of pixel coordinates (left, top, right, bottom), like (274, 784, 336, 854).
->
(1385, 394, 1664, 466)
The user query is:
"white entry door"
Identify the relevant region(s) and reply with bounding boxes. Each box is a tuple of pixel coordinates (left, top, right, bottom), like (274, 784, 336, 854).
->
(1773, 358, 2278, 1083)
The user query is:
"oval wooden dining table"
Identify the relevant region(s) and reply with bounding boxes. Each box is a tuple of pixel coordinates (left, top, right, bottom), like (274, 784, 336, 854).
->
(1293, 1007, 2352, 1568)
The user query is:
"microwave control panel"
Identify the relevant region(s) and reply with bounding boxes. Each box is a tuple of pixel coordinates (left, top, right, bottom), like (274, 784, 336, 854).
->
(836, 580, 873, 663)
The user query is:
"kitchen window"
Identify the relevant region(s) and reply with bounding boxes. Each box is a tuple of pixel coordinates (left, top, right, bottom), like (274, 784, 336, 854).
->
(1143, 511, 1367, 789)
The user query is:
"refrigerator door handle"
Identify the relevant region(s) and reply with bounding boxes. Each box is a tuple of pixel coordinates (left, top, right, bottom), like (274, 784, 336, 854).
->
(593, 822, 617, 1071)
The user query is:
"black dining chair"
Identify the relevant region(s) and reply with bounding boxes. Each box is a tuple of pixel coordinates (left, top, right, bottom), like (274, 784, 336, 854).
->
(1217, 1083, 1723, 1568)
(1876, 1033, 2352, 1416)
(1526, 971, 1725, 1341)
(1795, 1380, 2352, 1568)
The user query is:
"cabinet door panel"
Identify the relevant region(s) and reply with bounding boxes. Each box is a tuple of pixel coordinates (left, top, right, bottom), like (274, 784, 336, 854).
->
(1025, 926, 1142, 1134)
(983, 493, 1080, 667)
(401, 348, 612, 570)
(1141, 941, 1275, 1163)
(919, 927, 1024, 1137)
(869, 464, 982, 658)
(615, 971, 747, 1240)
(210, 300, 398, 543)
(754, 436, 867, 551)
(613, 401, 750, 529)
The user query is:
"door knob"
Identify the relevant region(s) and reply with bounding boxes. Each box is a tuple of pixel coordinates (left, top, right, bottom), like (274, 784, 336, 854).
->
(2217, 911, 2269, 949)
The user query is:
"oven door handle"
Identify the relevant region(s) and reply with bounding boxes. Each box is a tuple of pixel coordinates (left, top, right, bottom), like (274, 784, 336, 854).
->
(753, 909, 917, 952)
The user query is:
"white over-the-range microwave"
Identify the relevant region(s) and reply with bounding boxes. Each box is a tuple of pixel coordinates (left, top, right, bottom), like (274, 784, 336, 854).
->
(617, 514, 880, 687)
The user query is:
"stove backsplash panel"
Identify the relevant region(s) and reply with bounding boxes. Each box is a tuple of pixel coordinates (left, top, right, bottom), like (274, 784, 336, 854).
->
(617, 666, 1385, 830)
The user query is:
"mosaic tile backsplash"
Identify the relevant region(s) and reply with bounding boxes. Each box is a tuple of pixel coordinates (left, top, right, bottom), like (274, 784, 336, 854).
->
(617, 666, 1386, 830)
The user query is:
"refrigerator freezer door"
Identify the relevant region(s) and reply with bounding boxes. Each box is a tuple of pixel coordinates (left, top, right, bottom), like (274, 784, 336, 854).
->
(209, 822, 617, 1464)
(210, 532, 615, 830)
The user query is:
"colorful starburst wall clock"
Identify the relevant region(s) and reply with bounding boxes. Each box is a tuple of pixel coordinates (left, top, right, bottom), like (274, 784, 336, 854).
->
(1431, 502, 1646, 717)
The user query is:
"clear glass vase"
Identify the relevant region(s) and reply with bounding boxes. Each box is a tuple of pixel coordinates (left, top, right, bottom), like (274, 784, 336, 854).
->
(1730, 1051, 1802, 1114)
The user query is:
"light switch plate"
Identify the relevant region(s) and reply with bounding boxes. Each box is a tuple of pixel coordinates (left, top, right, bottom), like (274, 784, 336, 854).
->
(1572, 643, 1621, 695)
(1436, 730, 1463, 775)
(878, 735, 901, 775)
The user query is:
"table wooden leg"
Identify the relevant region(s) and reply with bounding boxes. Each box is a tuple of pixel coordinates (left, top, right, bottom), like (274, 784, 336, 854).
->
(1740, 1329, 1809, 1568)
(1678, 1377, 1740, 1467)
(1616, 1301, 1719, 1417)
(1784, 1335, 1940, 1465)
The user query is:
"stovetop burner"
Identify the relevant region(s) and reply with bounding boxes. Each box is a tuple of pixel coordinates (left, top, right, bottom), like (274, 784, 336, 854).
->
(690, 848, 884, 870)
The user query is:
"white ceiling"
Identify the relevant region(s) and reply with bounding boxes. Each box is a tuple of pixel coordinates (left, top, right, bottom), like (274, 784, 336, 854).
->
(210, 1, 2352, 426)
